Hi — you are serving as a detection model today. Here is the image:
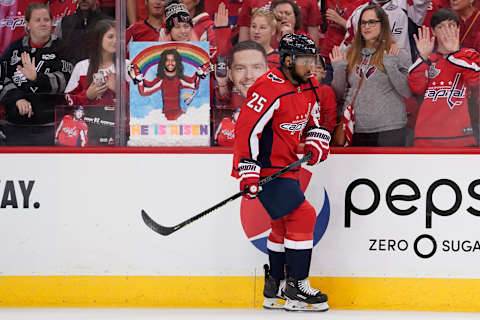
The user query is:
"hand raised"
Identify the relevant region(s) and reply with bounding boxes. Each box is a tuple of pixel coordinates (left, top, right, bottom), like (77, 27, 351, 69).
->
(329, 45, 345, 63)
(18, 52, 37, 81)
(413, 26, 435, 61)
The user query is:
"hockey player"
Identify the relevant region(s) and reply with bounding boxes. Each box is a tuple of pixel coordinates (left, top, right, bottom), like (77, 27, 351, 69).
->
(233, 33, 331, 312)
(408, 8, 480, 147)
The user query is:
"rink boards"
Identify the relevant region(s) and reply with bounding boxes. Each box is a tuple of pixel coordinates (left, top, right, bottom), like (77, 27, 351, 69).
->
(0, 150, 479, 311)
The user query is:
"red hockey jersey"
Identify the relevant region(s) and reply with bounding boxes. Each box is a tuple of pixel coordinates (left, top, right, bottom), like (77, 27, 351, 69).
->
(408, 48, 480, 147)
(57, 114, 88, 146)
(233, 68, 321, 179)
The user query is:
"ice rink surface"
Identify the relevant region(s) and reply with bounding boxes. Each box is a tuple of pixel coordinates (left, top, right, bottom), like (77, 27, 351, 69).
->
(0, 308, 479, 320)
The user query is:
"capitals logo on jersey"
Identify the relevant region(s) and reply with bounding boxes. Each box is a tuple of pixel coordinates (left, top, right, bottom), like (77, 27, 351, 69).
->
(280, 110, 309, 136)
(424, 73, 465, 109)
(428, 63, 440, 79)
(240, 168, 330, 254)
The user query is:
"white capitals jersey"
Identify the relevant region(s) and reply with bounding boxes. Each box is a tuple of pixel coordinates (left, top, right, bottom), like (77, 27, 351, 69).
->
(341, 0, 429, 62)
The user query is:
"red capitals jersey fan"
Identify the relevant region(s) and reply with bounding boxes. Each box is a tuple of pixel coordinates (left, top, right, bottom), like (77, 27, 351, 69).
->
(233, 68, 321, 180)
(408, 48, 480, 147)
(0, 0, 77, 56)
(57, 114, 88, 146)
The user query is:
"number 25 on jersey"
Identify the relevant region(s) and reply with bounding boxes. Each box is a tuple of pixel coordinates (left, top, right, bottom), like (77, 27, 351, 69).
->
(246, 92, 267, 113)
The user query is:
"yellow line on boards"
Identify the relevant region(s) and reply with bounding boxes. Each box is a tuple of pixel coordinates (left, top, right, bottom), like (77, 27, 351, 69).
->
(0, 276, 479, 311)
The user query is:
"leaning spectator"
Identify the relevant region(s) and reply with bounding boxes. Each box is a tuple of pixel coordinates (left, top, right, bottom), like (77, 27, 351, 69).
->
(126, 0, 166, 45)
(238, 0, 320, 46)
(65, 20, 128, 107)
(55, 0, 111, 65)
(408, 10, 480, 147)
(0, 2, 72, 146)
(250, 8, 280, 69)
(331, 5, 411, 147)
(451, 0, 480, 51)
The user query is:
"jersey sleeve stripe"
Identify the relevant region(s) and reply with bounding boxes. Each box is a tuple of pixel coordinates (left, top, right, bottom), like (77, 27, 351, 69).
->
(408, 57, 424, 74)
(447, 55, 480, 72)
(248, 99, 280, 160)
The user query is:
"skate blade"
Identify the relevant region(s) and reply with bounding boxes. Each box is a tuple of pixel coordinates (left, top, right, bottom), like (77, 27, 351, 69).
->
(284, 299, 329, 312)
(262, 297, 286, 310)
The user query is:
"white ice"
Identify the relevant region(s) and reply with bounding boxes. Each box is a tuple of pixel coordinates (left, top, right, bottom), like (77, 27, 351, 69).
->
(0, 309, 479, 320)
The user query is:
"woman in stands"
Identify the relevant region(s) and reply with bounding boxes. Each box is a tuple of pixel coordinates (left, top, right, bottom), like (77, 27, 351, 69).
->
(249, 8, 280, 69)
(330, 5, 411, 147)
(270, 0, 305, 49)
(0, 2, 72, 146)
(65, 19, 128, 107)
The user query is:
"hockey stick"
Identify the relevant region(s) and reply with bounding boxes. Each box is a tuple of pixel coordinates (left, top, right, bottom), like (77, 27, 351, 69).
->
(141, 153, 312, 236)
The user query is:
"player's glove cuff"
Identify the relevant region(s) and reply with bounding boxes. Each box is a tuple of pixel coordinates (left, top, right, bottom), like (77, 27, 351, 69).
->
(238, 158, 262, 199)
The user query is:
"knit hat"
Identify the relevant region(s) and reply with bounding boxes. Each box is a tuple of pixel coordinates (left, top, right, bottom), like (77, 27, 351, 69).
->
(165, 0, 192, 33)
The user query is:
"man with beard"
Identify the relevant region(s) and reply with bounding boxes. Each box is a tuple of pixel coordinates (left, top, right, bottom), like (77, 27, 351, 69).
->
(232, 33, 331, 312)
(54, 0, 111, 64)
(129, 48, 208, 120)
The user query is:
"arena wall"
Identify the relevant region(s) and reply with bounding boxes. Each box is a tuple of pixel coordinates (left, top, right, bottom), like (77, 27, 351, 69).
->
(0, 148, 479, 311)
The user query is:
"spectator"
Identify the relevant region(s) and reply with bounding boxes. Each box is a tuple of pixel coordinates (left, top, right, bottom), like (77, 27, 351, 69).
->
(270, 0, 311, 49)
(408, 10, 479, 147)
(55, 0, 111, 65)
(451, 0, 480, 51)
(423, 0, 450, 28)
(181, 0, 216, 44)
(319, 0, 368, 85)
(126, 0, 166, 45)
(250, 8, 280, 69)
(99, 0, 115, 19)
(0, 0, 77, 56)
(238, 0, 320, 46)
(65, 20, 127, 107)
(159, 0, 199, 41)
(0, 2, 72, 146)
(127, 0, 150, 25)
(331, 5, 411, 147)
(341, 0, 429, 63)
(311, 55, 337, 133)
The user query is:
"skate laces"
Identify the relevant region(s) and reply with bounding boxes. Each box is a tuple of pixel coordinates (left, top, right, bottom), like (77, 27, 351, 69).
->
(298, 279, 319, 296)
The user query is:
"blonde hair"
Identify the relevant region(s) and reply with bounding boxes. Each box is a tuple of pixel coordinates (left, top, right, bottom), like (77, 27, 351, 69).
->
(346, 5, 395, 73)
(251, 8, 277, 31)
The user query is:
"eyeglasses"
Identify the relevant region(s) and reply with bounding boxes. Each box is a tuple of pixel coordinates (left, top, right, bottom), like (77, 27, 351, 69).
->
(360, 19, 381, 27)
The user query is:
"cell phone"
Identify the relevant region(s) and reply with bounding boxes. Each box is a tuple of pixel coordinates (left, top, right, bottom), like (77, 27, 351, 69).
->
(93, 72, 106, 85)
(216, 56, 227, 78)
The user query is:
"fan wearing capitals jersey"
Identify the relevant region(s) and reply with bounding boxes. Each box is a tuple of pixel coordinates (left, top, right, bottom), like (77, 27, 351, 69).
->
(408, 8, 480, 147)
(233, 33, 331, 312)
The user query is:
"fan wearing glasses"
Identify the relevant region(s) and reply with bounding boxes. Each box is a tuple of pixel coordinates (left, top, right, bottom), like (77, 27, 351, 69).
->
(330, 5, 412, 147)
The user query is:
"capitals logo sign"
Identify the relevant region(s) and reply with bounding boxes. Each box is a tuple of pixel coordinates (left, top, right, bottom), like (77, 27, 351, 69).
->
(240, 168, 330, 253)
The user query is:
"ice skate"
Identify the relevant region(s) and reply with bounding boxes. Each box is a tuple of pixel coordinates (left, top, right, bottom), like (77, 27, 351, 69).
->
(262, 264, 286, 310)
(283, 277, 329, 312)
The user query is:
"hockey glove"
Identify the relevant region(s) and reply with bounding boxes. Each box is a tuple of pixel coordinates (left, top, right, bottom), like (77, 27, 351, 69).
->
(304, 126, 331, 165)
(238, 158, 262, 199)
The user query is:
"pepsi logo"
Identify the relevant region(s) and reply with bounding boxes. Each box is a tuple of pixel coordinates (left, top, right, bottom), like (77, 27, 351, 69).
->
(240, 168, 330, 254)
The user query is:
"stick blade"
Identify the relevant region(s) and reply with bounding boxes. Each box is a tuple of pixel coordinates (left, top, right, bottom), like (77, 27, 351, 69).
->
(141, 209, 176, 236)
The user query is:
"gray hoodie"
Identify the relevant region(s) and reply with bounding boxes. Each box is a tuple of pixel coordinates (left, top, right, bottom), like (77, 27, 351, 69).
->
(332, 48, 411, 133)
